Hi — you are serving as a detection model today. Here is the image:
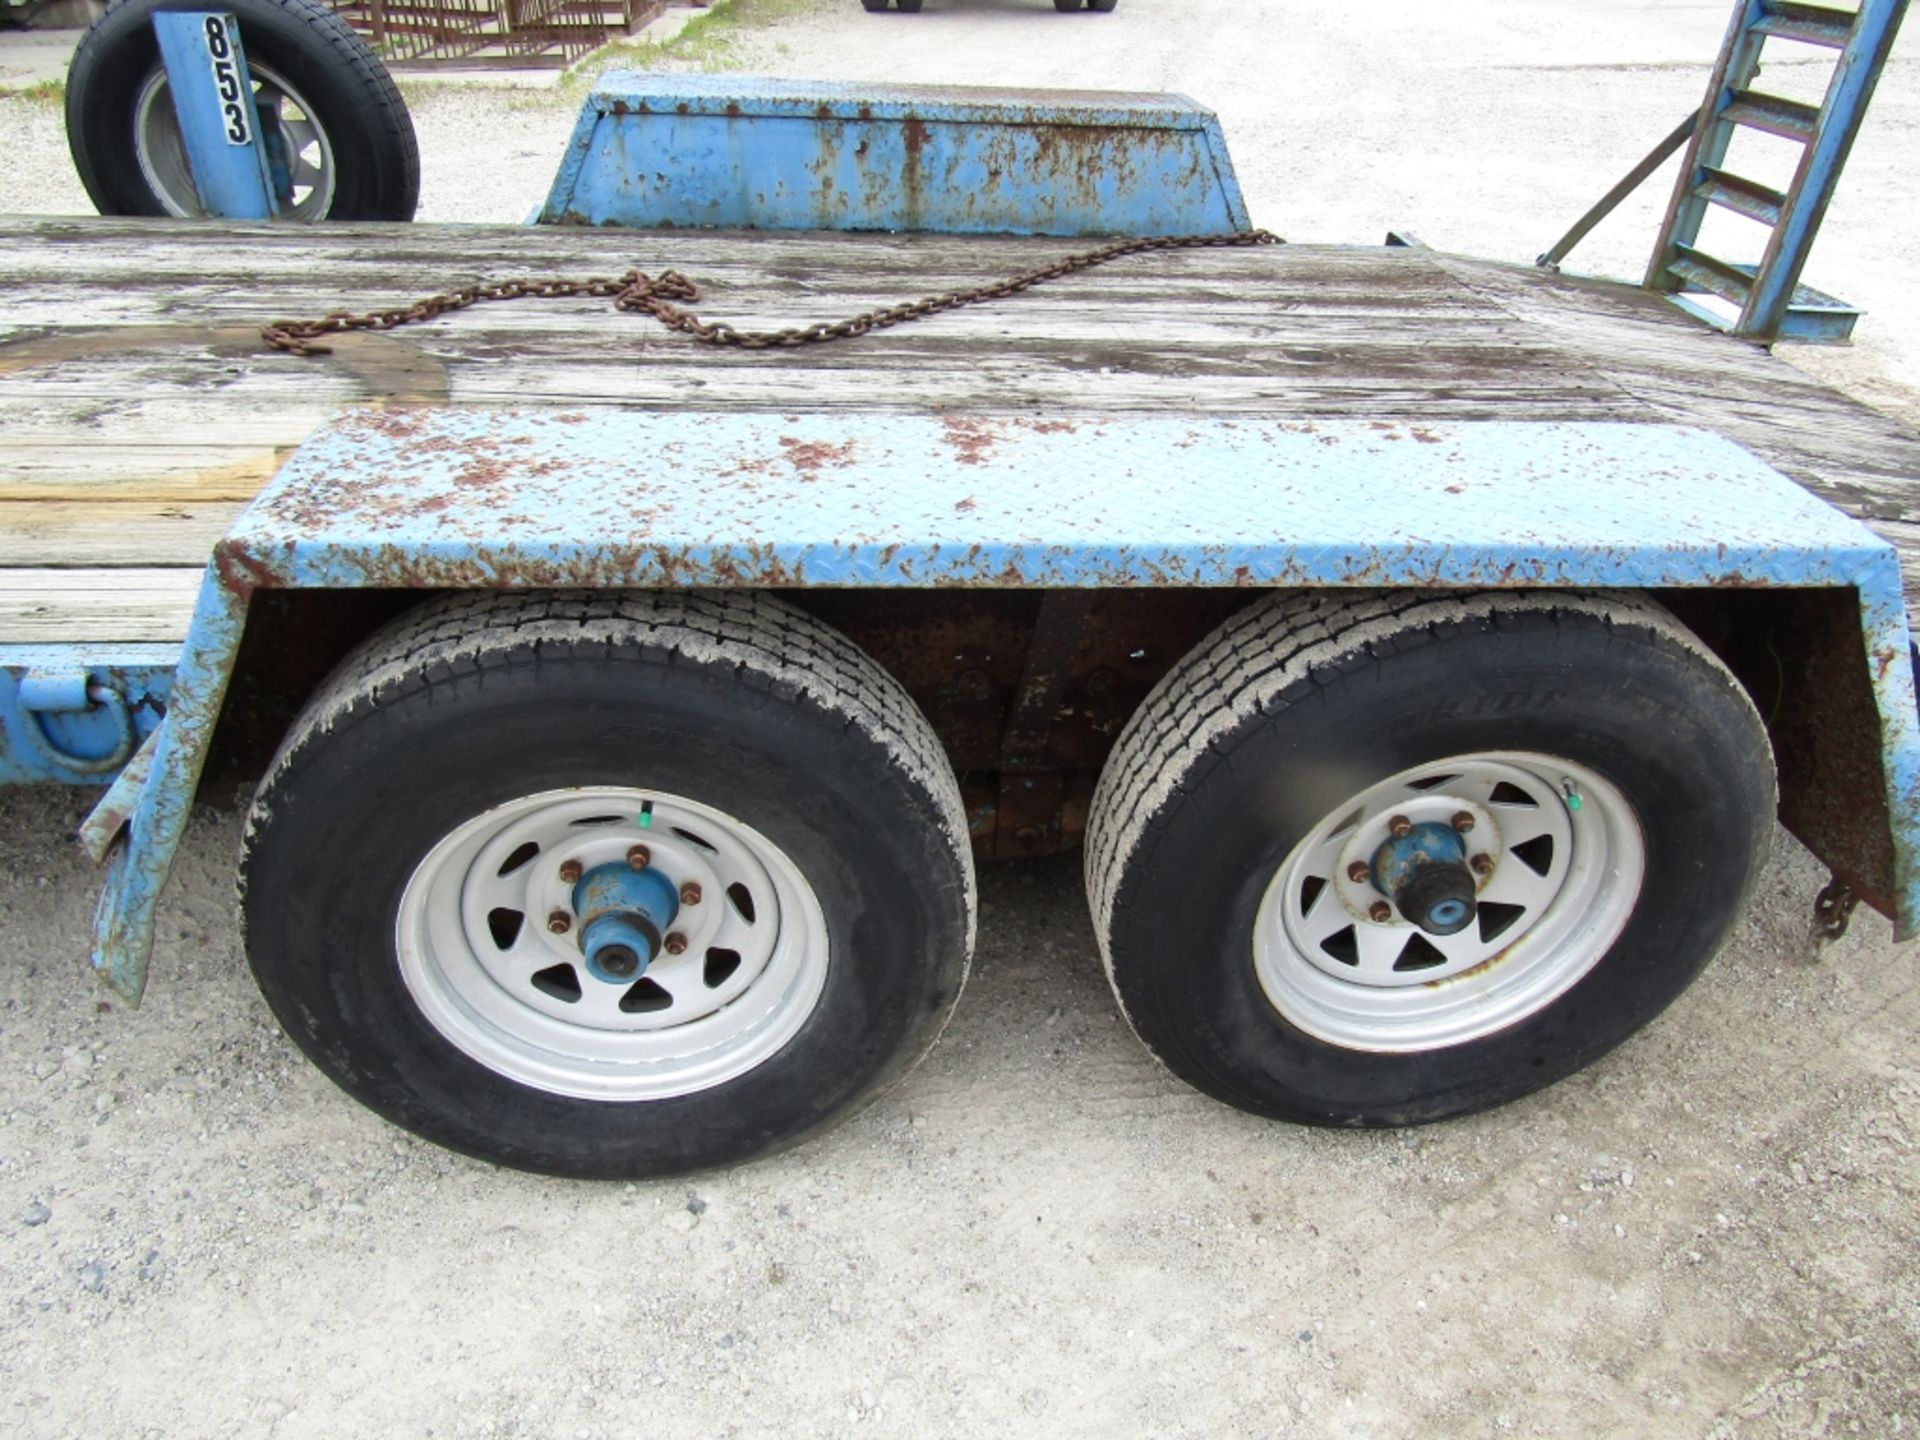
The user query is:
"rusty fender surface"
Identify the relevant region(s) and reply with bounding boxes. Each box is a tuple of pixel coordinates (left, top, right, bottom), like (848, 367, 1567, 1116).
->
(538, 75, 1251, 237)
(79, 409, 1920, 1002)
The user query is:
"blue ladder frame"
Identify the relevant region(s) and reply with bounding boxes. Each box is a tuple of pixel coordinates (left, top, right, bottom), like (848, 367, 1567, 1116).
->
(1645, 0, 1908, 342)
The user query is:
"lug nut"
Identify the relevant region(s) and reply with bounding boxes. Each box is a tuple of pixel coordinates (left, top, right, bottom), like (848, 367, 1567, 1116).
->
(1368, 900, 1393, 924)
(626, 844, 651, 870)
(1387, 814, 1412, 837)
(546, 910, 572, 934)
(1452, 811, 1476, 833)
(663, 932, 689, 956)
(679, 881, 702, 906)
(1471, 854, 1495, 877)
(558, 858, 583, 884)
(1347, 861, 1371, 884)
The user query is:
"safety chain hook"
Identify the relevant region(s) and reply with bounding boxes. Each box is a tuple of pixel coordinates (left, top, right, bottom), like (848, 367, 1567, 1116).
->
(260, 230, 1284, 357)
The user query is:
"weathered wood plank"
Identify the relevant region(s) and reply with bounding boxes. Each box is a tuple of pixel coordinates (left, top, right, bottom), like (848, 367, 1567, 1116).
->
(3, 216, 1919, 644)
(0, 502, 244, 567)
(0, 568, 203, 643)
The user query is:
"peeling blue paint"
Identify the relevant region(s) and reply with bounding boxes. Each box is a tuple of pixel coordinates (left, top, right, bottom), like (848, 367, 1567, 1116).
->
(85, 570, 248, 1004)
(539, 74, 1250, 236)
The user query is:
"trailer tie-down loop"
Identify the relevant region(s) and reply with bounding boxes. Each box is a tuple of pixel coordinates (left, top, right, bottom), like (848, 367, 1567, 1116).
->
(259, 230, 1284, 357)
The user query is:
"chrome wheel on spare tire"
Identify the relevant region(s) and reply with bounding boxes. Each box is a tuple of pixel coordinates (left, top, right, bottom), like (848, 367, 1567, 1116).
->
(132, 61, 336, 220)
(241, 591, 974, 1178)
(1086, 589, 1775, 1126)
(66, 0, 418, 221)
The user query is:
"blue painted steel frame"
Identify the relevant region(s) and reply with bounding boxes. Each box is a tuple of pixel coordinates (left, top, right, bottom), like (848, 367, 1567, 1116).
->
(0, 647, 176, 785)
(540, 74, 1251, 236)
(78, 412, 1920, 1003)
(150, 11, 279, 220)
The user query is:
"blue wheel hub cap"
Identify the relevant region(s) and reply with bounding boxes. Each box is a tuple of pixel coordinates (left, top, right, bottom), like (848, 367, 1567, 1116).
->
(571, 862, 681, 984)
(1370, 821, 1478, 937)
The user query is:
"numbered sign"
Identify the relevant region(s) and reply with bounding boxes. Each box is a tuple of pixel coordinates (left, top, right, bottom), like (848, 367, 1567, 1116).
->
(149, 11, 279, 219)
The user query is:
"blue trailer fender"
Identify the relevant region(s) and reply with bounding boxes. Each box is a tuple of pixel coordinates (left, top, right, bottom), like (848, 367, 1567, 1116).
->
(77, 411, 1920, 1003)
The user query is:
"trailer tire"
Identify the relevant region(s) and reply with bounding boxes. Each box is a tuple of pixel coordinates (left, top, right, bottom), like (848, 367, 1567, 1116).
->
(240, 591, 974, 1178)
(66, 0, 419, 221)
(1086, 590, 1773, 1126)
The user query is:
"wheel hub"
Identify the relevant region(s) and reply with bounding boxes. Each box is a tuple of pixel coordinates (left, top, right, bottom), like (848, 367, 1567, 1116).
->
(1370, 820, 1477, 936)
(394, 787, 830, 1101)
(1257, 753, 1644, 1053)
(572, 861, 679, 984)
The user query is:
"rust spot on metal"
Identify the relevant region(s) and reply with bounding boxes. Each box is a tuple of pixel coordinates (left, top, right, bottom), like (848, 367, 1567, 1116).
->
(1423, 950, 1509, 988)
(212, 540, 284, 597)
(1669, 590, 1901, 923)
(776, 436, 858, 477)
(940, 417, 1001, 466)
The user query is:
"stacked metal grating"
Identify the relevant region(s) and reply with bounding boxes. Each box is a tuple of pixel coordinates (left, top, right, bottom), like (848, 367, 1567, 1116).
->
(325, 0, 661, 67)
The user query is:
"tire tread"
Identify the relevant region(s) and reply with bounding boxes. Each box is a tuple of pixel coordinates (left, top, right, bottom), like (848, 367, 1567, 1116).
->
(246, 591, 975, 958)
(1084, 588, 1761, 1045)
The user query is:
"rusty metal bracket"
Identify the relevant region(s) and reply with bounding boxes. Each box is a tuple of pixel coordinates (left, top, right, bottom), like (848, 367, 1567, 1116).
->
(1000, 591, 1097, 765)
(1811, 874, 1861, 949)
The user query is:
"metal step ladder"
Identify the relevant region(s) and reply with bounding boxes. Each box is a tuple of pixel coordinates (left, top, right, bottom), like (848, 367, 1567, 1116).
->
(1648, 0, 1907, 341)
(1540, 0, 1907, 343)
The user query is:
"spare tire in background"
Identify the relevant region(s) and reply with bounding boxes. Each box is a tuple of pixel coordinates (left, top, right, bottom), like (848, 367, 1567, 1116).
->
(65, 0, 419, 221)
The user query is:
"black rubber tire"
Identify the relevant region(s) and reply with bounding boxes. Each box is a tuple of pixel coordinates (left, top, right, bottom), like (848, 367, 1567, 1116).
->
(1088, 0, 1117, 10)
(240, 591, 974, 1178)
(860, 0, 890, 9)
(66, 0, 419, 221)
(895, 0, 923, 10)
(1054, 0, 1084, 10)
(1086, 590, 1775, 1127)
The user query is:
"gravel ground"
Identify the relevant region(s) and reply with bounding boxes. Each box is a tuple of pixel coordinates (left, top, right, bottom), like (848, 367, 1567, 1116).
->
(3, 2, 1920, 1436)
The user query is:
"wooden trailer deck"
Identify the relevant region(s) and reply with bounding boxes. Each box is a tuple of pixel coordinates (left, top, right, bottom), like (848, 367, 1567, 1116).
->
(4, 215, 1920, 653)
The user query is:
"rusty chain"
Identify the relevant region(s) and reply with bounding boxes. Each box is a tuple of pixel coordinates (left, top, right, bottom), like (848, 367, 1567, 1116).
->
(259, 229, 1283, 357)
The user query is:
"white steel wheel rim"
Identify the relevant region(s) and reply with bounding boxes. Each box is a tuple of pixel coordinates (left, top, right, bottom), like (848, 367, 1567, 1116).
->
(1253, 753, 1645, 1053)
(396, 787, 830, 1101)
(133, 63, 338, 220)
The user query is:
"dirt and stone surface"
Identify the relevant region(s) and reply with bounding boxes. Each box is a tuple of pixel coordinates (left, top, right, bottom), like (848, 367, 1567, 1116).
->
(2, 1, 1919, 1435)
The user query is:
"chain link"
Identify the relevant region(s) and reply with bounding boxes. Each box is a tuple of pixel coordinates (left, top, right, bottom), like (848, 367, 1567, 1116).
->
(260, 230, 1283, 357)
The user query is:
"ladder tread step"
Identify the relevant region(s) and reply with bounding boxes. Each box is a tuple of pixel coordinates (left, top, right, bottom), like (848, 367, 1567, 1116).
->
(1694, 166, 1788, 225)
(1721, 88, 1822, 140)
(1667, 245, 1757, 307)
(1753, 0, 1860, 48)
